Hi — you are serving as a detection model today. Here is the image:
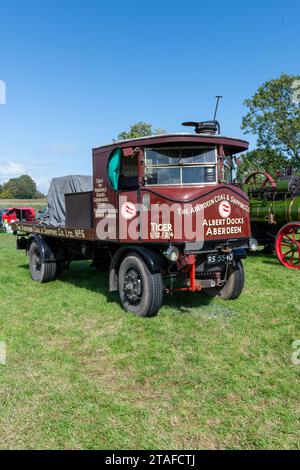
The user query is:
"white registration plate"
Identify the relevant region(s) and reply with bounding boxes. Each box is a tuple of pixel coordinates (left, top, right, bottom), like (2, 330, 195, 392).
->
(207, 252, 234, 265)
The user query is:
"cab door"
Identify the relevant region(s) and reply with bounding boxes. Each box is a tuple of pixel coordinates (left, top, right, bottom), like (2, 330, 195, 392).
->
(118, 190, 139, 243)
(117, 148, 140, 243)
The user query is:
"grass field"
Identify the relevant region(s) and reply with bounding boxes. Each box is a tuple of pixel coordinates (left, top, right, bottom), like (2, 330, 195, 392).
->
(0, 199, 47, 210)
(0, 233, 299, 449)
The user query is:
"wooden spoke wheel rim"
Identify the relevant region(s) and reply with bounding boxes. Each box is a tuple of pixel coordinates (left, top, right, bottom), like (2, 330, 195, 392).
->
(275, 223, 300, 269)
(244, 171, 276, 190)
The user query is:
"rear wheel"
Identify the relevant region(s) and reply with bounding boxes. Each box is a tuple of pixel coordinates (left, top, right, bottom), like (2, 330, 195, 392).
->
(29, 241, 57, 283)
(118, 253, 163, 317)
(203, 260, 245, 300)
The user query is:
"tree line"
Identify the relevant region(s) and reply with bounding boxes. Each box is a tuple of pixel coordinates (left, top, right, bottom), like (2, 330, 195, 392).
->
(0, 175, 44, 199)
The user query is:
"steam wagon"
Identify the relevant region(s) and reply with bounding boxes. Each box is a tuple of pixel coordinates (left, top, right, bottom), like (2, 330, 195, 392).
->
(243, 169, 300, 269)
(13, 121, 254, 316)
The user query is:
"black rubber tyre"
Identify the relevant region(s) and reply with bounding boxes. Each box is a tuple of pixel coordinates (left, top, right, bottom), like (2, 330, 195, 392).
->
(29, 241, 57, 283)
(203, 260, 245, 300)
(118, 253, 163, 317)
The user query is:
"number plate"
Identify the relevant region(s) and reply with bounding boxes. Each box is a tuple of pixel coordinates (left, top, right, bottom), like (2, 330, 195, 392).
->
(207, 252, 234, 265)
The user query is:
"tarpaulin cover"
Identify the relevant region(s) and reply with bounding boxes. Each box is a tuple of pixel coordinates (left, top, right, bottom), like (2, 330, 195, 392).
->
(44, 175, 93, 227)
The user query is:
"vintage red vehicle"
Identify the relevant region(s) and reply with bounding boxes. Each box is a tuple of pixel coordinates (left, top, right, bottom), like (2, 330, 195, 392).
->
(2, 207, 36, 224)
(13, 121, 254, 316)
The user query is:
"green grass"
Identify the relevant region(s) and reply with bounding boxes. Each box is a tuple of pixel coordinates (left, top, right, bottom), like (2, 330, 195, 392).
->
(0, 198, 47, 210)
(0, 233, 299, 449)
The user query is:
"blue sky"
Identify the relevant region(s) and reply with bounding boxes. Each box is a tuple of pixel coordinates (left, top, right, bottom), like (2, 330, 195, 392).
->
(0, 0, 299, 192)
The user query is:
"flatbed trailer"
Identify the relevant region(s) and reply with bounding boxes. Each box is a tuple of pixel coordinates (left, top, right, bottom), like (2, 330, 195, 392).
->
(13, 120, 255, 316)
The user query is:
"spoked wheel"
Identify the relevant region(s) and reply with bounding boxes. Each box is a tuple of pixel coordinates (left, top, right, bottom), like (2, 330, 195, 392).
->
(275, 222, 300, 269)
(244, 171, 276, 190)
(118, 253, 163, 317)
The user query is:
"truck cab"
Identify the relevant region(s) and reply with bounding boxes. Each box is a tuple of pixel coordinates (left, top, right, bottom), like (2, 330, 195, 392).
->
(90, 122, 252, 314)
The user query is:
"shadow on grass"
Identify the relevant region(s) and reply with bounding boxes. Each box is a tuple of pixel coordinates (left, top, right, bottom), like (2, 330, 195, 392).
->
(247, 251, 275, 259)
(18, 260, 217, 314)
(247, 251, 285, 268)
(248, 250, 281, 265)
(262, 259, 282, 266)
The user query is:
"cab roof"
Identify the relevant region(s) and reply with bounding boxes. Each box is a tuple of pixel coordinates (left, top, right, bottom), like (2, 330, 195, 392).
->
(93, 133, 249, 155)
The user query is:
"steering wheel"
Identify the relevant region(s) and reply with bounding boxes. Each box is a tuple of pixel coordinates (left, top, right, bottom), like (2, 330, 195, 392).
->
(243, 171, 276, 190)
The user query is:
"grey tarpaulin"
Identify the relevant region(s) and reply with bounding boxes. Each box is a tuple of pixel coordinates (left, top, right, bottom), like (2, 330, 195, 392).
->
(43, 175, 93, 227)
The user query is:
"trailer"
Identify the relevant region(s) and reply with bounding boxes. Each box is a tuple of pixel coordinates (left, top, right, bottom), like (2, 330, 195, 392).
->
(13, 121, 254, 316)
(243, 169, 300, 269)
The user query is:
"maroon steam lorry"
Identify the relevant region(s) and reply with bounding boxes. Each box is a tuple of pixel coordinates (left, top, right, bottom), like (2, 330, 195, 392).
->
(13, 121, 255, 316)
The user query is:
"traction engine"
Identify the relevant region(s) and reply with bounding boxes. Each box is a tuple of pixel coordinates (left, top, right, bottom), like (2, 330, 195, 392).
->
(243, 169, 300, 269)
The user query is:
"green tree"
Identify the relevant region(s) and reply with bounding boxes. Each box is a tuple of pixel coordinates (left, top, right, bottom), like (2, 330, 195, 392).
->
(0, 175, 38, 199)
(116, 121, 166, 141)
(237, 148, 288, 181)
(0, 188, 14, 199)
(241, 74, 300, 166)
(35, 190, 45, 199)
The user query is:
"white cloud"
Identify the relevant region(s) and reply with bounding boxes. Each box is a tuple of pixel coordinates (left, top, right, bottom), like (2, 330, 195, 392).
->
(0, 160, 64, 194)
(34, 176, 52, 194)
(47, 144, 77, 154)
(0, 161, 26, 183)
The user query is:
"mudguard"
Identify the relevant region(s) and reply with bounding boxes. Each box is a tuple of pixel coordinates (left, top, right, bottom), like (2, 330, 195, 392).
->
(27, 234, 56, 263)
(109, 245, 166, 292)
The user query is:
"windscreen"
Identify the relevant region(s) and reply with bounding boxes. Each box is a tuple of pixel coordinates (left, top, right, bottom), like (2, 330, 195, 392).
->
(144, 147, 217, 185)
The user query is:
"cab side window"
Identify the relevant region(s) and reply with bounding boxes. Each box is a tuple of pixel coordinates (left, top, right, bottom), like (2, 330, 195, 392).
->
(118, 155, 138, 190)
(107, 148, 139, 191)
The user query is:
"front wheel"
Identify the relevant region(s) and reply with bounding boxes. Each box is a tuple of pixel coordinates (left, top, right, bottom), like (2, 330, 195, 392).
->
(118, 253, 163, 317)
(203, 260, 245, 300)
